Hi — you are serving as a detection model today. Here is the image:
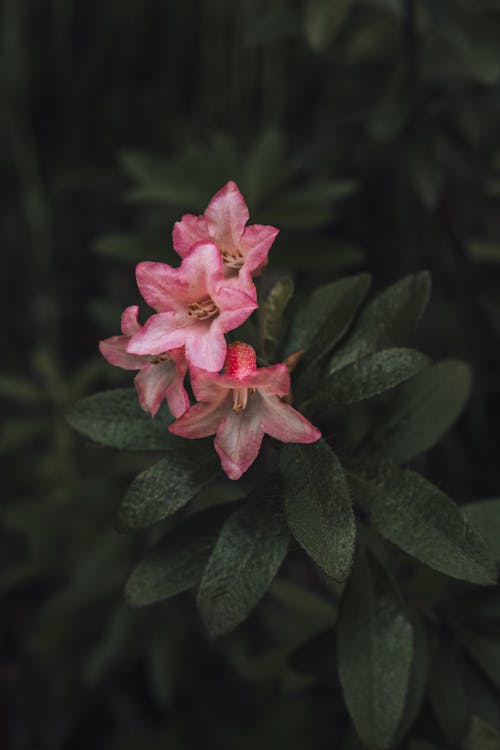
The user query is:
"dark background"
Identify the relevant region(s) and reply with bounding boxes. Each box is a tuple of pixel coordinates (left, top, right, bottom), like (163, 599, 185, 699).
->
(3, 1, 500, 747)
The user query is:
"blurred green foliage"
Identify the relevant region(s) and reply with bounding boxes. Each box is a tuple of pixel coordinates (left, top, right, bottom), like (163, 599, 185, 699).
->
(3, 0, 500, 748)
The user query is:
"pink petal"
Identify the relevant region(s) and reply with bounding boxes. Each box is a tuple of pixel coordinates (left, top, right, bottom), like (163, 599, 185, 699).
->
(134, 361, 177, 417)
(169, 393, 231, 439)
(246, 363, 290, 396)
(184, 323, 228, 372)
(211, 285, 257, 334)
(127, 312, 193, 356)
(240, 224, 279, 275)
(121, 305, 141, 336)
(204, 181, 249, 251)
(259, 393, 322, 444)
(189, 367, 229, 402)
(99, 335, 145, 370)
(172, 214, 210, 257)
(214, 402, 264, 480)
(135, 262, 189, 312)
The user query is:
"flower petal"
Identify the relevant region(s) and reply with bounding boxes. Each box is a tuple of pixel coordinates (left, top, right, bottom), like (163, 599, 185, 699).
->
(240, 224, 279, 275)
(211, 285, 257, 333)
(259, 392, 322, 444)
(127, 312, 193, 355)
(204, 181, 249, 251)
(172, 214, 210, 257)
(184, 323, 228, 372)
(169, 392, 231, 439)
(99, 335, 145, 370)
(134, 361, 177, 417)
(214, 403, 264, 480)
(121, 305, 141, 336)
(136, 262, 189, 312)
(246, 363, 290, 396)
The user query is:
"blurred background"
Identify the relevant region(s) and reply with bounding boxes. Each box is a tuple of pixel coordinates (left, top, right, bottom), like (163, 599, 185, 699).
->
(3, 0, 500, 747)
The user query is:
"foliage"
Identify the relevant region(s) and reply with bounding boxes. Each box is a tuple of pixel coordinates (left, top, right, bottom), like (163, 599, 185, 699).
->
(4, 0, 500, 748)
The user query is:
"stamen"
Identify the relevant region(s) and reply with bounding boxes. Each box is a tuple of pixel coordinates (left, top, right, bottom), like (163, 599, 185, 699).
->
(221, 247, 244, 270)
(187, 296, 219, 320)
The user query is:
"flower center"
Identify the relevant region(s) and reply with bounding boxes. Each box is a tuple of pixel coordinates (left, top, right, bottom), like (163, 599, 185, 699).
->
(187, 296, 219, 320)
(150, 352, 171, 364)
(232, 387, 255, 414)
(221, 247, 244, 270)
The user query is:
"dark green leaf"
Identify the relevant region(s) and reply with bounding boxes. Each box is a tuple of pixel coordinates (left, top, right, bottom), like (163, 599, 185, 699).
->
(287, 273, 371, 362)
(464, 499, 500, 561)
(364, 360, 471, 462)
(281, 441, 355, 581)
(260, 276, 294, 360)
(461, 632, 500, 691)
(116, 448, 219, 532)
(125, 506, 230, 606)
(197, 480, 289, 636)
(337, 552, 413, 749)
(330, 272, 431, 372)
(395, 617, 429, 742)
(465, 717, 500, 750)
(347, 461, 497, 585)
(67, 389, 176, 451)
(305, 348, 429, 413)
(408, 742, 443, 750)
(428, 645, 470, 746)
(304, 0, 353, 51)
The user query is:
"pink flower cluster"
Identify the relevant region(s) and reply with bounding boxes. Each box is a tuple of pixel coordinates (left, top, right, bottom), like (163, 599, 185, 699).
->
(100, 181, 321, 479)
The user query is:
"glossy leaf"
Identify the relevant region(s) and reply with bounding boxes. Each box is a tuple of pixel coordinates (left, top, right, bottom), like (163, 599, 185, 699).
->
(330, 272, 431, 372)
(364, 359, 472, 462)
(347, 461, 497, 585)
(67, 388, 176, 451)
(116, 447, 218, 532)
(125, 506, 230, 606)
(197, 480, 289, 636)
(337, 553, 413, 749)
(281, 441, 355, 581)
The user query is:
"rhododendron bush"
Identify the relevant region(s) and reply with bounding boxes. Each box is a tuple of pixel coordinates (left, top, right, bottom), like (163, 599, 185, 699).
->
(68, 182, 499, 749)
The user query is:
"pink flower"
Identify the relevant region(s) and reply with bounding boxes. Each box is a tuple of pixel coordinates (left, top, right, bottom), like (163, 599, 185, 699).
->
(169, 342, 321, 480)
(126, 242, 257, 372)
(99, 306, 189, 418)
(172, 181, 279, 294)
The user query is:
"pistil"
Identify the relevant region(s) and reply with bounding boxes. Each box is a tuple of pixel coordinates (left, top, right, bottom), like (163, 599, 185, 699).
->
(232, 387, 255, 414)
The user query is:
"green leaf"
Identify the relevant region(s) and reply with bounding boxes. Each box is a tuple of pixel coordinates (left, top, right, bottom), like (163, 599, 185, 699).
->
(428, 645, 470, 747)
(116, 447, 219, 532)
(260, 276, 294, 360)
(280, 441, 355, 581)
(337, 552, 413, 750)
(304, 0, 353, 52)
(0, 373, 42, 402)
(461, 632, 500, 691)
(465, 717, 500, 750)
(463, 499, 500, 561)
(395, 617, 429, 743)
(286, 273, 371, 362)
(305, 348, 429, 413)
(408, 742, 443, 750)
(347, 461, 497, 586)
(67, 388, 176, 451)
(363, 360, 472, 462)
(197, 480, 290, 636)
(125, 506, 230, 606)
(330, 272, 431, 372)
